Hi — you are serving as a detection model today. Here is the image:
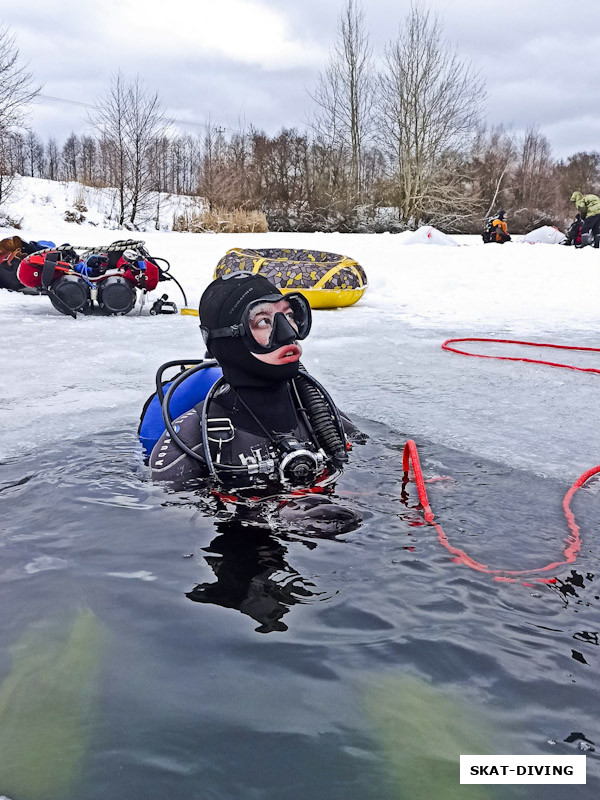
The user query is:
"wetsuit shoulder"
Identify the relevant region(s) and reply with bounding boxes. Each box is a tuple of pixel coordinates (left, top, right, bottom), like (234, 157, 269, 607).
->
(149, 407, 208, 489)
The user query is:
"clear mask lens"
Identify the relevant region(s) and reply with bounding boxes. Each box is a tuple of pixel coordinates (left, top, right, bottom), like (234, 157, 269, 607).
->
(245, 293, 311, 351)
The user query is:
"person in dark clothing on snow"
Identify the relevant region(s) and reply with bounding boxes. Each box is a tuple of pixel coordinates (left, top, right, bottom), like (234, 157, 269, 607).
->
(571, 191, 600, 247)
(564, 213, 583, 246)
(483, 210, 511, 244)
(150, 273, 362, 528)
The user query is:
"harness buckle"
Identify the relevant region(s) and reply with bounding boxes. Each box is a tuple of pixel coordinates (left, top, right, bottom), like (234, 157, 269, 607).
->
(207, 418, 235, 443)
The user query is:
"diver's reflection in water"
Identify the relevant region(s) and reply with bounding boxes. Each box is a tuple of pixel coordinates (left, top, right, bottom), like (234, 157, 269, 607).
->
(186, 523, 316, 633)
(186, 496, 361, 634)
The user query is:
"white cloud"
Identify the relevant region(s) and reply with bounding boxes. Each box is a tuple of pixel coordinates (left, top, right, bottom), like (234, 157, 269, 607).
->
(3, 0, 600, 155)
(105, 0, 324, 69)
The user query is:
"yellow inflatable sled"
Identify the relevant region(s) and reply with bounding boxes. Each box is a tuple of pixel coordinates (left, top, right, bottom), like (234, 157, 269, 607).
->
(214, 248, 368, 309)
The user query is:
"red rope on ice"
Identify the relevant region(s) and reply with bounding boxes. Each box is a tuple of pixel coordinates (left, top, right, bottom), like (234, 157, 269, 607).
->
(435, 337, 600, 580)
(441, 337, 600, 375)
(402, 439, 599, 584)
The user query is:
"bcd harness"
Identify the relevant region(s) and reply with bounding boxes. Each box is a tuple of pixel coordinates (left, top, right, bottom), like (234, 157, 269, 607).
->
(157, 360, 349, 490)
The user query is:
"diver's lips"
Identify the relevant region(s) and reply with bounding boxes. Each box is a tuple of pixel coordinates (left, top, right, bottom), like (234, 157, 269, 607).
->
(275, 343, 302, 363)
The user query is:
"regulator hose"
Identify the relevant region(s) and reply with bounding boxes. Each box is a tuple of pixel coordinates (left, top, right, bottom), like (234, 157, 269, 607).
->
(294, 370, 348, 468)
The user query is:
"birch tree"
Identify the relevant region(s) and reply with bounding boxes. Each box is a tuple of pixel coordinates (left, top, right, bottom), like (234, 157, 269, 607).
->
(93, 74, 130, 225)
(379, 4, 485, 225)
(309, 0, 373, 200)
(126, 77, 164, 225)
(93, 73, 165, 227)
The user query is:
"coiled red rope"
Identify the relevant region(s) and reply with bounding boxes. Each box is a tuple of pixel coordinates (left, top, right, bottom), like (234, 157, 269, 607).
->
(402, 337, 600, 584)
(403, 439, 599, 584)
(442, 337, 600, 375)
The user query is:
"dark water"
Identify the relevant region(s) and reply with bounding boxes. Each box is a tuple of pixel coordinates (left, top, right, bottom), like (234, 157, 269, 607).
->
(0, 419, 598, 800)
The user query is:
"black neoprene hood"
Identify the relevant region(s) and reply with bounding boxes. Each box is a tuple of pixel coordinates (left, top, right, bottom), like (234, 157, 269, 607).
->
(199, 273, 303, 387)
(200, 273, 277, 333)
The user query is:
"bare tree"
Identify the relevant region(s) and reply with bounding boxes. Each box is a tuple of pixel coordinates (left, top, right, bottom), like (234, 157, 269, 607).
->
(92, 73, 165, 227)
(470, 125, 516, 217)
(25, 129, 44, 177)
(80, 135, 97, 184)
(554, 150, 600, 214)
(198, 123, 234, 209)
(0, 25, 40, 205)
(93, 73, 130, 225)
(46, 136, 60, 181)
(512, 126, 556, 228)
(378, 3, 485, 225)
(62, 132, 81, 182)
(309, 0, 373, 199)
(126, 76, 165, 225)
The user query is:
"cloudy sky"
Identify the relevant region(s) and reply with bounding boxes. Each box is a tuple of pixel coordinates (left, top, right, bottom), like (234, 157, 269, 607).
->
(3, 0, 599, 157)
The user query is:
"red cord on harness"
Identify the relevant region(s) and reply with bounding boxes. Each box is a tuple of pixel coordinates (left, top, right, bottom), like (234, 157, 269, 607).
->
(402, 439, 598, 584)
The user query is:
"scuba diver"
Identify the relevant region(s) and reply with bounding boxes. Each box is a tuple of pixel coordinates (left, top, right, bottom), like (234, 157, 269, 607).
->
(150, 272, 362, 508)
(147, 272, 362, 631)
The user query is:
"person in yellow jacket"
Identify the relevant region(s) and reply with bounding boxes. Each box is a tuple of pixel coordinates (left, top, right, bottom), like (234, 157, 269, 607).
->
(570, 191, 600, 247)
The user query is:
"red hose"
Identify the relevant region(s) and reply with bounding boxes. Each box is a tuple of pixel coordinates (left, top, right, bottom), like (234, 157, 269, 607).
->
(403, 440, 598, 584)
(442, 337, 600, 375)
(403, 336, 600, 583)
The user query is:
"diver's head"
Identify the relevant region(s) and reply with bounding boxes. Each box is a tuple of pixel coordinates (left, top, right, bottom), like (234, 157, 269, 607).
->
(199, 273, 312, 386)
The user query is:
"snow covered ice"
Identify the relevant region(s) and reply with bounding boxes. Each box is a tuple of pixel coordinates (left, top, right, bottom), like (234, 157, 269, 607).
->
(1, 178, 599, 485)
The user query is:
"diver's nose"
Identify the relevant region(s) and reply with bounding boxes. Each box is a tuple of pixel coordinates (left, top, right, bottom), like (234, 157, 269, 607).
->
(272, 312, 298, 344)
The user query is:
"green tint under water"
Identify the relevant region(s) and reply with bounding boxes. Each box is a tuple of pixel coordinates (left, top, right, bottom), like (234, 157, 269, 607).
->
(0, 608, 104, 800)
(367, 673, 493, 800)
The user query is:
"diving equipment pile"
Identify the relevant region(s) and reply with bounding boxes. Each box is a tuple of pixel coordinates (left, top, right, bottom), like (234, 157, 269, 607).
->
(13, 239, 187, 317)
(214, 248, 368, 309)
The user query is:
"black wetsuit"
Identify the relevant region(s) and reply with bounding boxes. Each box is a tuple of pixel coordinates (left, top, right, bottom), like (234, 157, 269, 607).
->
(150, 380, 354, 492)
(151, 273, 359, 496)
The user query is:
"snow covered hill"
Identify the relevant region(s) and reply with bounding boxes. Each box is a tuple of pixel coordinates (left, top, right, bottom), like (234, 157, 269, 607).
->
(0, 175, 204, 233)
(1, 177, 599, 485)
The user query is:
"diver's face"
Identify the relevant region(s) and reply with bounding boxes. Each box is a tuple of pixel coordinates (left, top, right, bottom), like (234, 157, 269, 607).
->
(249, 299, 303, 365)
(248, 299, 297, 345)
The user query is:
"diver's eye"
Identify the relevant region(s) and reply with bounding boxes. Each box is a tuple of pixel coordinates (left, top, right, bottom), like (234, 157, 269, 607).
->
(252, 315, 272, 329)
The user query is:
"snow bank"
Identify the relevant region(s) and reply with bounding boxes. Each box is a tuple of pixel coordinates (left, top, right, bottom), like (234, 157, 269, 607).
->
(401, 226, 459, 246)
(520, 225, 566, 245)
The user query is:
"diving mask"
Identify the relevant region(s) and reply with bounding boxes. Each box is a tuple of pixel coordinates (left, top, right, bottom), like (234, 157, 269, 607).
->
(201, 292, 312, 354)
